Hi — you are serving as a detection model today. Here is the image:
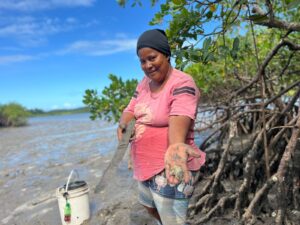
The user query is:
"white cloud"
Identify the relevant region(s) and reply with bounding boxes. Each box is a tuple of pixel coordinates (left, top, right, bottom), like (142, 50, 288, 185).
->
(0, 54, 35, 64)
(0, 0, 95, 11)
(63, 102, 73, 109)
(58, 38, 137, 56)
(0, 46, 23, 51)
(0, 16, 73, 37)
(66, 17, 78, 24)
(50, 102, 77, 110)
(115, 33, 130, 39)
(51, 105, 59, 110)
(0, 16, 80, 47)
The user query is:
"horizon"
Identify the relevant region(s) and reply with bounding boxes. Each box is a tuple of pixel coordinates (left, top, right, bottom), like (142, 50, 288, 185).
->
(0, 0, 165, 111)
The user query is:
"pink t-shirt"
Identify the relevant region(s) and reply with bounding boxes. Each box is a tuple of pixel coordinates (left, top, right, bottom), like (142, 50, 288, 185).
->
(124, 68, 206, 181)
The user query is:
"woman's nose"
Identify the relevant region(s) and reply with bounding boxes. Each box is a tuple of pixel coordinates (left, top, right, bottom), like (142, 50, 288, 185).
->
(144, 61, 153, 70)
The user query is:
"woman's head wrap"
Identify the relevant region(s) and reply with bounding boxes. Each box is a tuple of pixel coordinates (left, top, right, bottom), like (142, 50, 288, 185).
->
(136, 29, 171, 57)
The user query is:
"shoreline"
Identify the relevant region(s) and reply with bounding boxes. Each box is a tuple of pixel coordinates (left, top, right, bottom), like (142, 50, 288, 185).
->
(0, 113, 159, 225)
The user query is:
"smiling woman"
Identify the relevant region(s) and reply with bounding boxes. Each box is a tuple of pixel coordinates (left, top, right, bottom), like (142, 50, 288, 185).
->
(117, 29, 206, 225)
(138, 48, 171, 92)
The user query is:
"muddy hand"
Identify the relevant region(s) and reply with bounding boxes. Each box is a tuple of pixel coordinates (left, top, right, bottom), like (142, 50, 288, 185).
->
(164, 143, 201, 185)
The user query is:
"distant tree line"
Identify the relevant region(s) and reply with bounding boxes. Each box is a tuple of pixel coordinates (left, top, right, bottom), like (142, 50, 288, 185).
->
(28, 107, 89, 116)
(0, 102, 89, 127)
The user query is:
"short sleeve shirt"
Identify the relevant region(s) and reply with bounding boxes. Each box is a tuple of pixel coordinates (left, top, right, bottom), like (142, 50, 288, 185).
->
(124, 68, 206, 181)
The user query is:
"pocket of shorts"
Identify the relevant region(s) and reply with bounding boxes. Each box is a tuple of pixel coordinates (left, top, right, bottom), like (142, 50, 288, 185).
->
(151, 170, 196, 199)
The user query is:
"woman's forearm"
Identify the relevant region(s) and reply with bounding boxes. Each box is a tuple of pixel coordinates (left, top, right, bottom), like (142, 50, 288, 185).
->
(168, 115, 192, 145)
(119, 111, 135, 125)
(117, 112, 135, 141)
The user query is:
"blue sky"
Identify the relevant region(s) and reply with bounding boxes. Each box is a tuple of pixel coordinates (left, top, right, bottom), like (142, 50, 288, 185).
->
(0, 0, 164, 110)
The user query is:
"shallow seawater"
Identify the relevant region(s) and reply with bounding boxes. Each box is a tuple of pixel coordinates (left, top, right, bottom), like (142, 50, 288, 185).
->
(0, 113, 118, 225)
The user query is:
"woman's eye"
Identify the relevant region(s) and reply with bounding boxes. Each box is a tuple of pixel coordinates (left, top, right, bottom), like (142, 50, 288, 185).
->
(149, 56, 156, 61)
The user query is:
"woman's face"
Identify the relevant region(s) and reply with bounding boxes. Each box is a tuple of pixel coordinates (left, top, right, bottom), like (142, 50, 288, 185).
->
(138, 47, 170, 84)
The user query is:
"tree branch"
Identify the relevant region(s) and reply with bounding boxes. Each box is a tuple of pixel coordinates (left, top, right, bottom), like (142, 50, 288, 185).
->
(251, 5, 300, 32)
(232, 39, 299, 99)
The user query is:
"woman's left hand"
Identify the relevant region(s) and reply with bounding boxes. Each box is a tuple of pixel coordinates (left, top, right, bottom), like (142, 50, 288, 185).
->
(164, 143, 201, 185)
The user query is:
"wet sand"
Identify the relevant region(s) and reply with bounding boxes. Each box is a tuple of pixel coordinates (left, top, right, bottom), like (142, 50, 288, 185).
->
(0, 113, 155, 225)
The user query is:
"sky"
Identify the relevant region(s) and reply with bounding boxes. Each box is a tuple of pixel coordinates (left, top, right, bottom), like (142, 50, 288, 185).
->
(0, 0, 165, 110)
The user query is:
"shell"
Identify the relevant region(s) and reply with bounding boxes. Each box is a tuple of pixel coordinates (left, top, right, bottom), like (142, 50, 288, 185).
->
(170, 165, 184, 181)
(183, 184, 194, 196)
(272, 176, 278, 182)
(177, 182, 185, 192)
(155, 175, 167, 188)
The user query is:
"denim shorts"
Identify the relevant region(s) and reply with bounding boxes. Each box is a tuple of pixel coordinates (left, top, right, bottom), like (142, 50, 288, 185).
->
(138, 171, 197, 225)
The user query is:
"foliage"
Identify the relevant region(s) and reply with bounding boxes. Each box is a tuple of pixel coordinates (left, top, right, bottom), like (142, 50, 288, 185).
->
(28, 107, 89, 117)
(116, 0, 299, 98)
(85, 1, 299, 122)
(0, 102, 29, 127)
(117, 0, 159, 7)
(83, 74, 138, 122)
(108, 1, 300, 224)
(44, 107, 89, 115)
(28, 108, 46, 115)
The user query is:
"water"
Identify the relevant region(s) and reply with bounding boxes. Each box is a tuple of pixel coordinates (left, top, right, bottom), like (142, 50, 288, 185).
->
(0, 113, 118, 225)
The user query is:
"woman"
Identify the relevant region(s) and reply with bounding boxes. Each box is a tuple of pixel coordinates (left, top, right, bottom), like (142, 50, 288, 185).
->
(117, 29, 206, 225)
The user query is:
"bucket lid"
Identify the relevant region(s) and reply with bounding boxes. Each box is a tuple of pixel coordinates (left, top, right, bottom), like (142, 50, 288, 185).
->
(63, 180, 87, 191)
(56, 180, 89, 198)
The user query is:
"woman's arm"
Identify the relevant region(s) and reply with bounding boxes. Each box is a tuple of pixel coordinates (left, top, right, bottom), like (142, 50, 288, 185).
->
(165, 115, 201, 184)
(168, 115, 191, 144)
(117, 112, 135, 141)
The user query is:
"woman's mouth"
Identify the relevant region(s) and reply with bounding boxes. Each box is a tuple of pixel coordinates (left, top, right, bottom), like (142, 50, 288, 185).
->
(147, 70, 157, 77)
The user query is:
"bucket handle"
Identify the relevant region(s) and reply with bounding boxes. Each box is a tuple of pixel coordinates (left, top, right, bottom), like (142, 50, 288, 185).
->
(64, 169, 79, 197)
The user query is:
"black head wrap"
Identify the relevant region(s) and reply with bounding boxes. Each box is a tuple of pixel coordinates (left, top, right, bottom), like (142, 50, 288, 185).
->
(136, 29, 171, 57)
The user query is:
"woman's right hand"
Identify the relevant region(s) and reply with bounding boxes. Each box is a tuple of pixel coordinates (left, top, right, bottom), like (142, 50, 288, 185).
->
(164, 143, 201, 184)
(117, 112, 135, 141)
(117, 123, 127, 141)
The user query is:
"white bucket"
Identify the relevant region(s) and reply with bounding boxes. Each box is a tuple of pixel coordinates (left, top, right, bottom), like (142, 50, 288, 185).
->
(56, 171, 90, 225)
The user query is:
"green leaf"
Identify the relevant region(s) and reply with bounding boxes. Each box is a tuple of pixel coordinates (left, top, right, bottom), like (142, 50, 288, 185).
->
(209, 4, 216, 12)
(232, 37, 239, 51)
(218, 45, 228, 56)
(189, 50, 201, 62)
(284, 0, 293, 5)
(206, 10, 213, 19)
(85, 89, 92, 95)
(161, 3, 169, 12)
(205, 52, 215, 62)
(203, 37, 212, 51)
(287, 0, 300, 9)
(230, 50, 238, 59)
(172, 0, 183, 5)
(150, 12, 163, 24)
(181, 7, 189, 17)
(116, 0, 126, 7)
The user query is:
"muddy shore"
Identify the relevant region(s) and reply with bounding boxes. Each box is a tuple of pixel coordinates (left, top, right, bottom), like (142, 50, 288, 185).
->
(1, 113, 256, 225)
(0, 114, 157, 225)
